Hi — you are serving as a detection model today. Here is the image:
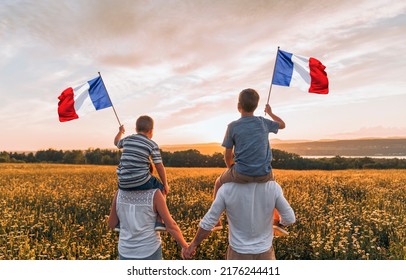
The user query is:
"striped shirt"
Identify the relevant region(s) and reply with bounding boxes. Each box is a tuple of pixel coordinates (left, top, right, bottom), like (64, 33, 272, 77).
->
(116, 134, 162, 189)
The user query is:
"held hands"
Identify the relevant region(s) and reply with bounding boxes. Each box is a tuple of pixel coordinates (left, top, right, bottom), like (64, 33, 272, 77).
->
(181, 244, 197, 260)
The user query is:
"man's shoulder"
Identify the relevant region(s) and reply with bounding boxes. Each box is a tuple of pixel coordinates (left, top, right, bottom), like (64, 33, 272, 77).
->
(219, 181, 282, 202)
(222, 181, 281, 190)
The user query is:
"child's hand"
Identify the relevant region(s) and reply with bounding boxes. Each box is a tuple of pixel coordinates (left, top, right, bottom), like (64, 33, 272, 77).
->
(119, 125, 125, 134)
(264, 104, 273, 115)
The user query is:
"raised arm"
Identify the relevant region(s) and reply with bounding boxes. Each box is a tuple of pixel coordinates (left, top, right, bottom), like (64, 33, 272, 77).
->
(265, 104, 285, 129)
(114, 125, 125, 146)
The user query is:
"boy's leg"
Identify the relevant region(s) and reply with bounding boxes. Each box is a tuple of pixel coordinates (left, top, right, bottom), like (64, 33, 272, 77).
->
(211, 177, 224, 231)
(213, 168, 235, 203)
(234, 170, 274, 184)
(212, 169, 235, 231)
(213, 177, 222, 200)
(150, 177, 167, 231)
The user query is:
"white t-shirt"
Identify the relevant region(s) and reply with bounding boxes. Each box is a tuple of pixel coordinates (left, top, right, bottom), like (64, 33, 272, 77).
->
(116, 189, 161, 258)
(200, 181, 295, 254)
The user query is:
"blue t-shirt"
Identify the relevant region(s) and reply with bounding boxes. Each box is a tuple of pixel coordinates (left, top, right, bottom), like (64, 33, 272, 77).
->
(222, 116, 279, 176)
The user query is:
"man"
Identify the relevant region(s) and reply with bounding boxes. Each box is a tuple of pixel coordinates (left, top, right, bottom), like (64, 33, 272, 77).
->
(183, 180, 295, 260)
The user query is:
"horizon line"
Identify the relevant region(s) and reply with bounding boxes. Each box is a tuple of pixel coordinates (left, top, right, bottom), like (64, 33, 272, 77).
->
(4, 136, 406, 153)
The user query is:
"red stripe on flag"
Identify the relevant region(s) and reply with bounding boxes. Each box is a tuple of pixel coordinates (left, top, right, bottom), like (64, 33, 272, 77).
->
(58, 87, 79, 122)
(309, 57, 329, 94)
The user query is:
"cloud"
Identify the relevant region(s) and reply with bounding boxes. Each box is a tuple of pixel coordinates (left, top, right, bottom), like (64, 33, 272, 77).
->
(1, 0, 405, 150)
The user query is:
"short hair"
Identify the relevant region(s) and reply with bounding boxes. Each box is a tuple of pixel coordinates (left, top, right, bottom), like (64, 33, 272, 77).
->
(136, 115, 154, 133)
(239, 88, 259, 112)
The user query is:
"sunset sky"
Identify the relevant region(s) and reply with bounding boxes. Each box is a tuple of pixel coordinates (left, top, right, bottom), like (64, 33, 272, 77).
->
(1, 0, 405, 151)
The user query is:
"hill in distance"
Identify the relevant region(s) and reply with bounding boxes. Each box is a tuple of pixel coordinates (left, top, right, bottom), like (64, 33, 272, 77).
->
(161, 138, 406, 157)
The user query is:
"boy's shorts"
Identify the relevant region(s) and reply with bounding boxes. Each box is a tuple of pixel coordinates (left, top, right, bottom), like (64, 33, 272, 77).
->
(219, 165, 274, 185)
(118, 176, 164, 192)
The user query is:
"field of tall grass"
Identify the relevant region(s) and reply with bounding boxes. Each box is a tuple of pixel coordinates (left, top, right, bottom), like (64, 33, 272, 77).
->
(0, 164, 404, 260)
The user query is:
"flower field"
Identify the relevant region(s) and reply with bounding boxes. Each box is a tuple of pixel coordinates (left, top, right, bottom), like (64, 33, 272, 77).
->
(0, 164, 404, 260)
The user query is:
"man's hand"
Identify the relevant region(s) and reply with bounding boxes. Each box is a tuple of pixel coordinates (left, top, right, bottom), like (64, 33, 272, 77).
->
(181, 245, 189, 259)
(182, 244, 196, 259)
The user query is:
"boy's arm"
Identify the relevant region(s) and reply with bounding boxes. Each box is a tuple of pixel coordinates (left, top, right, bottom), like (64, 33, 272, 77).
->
(155, 162, 169, 195)
(224, 148, 234, 168)
(114, 125, 125, 146)
(265, 104, 286, 129)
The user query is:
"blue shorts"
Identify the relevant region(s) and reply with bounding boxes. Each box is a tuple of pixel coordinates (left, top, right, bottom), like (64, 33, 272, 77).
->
(118, 175, 164, 192)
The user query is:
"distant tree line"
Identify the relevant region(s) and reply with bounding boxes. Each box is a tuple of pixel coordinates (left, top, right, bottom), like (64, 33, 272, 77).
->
(271, 149, 406, 169)
(1, 148, 406, 169)
(0, 149, 121, 165)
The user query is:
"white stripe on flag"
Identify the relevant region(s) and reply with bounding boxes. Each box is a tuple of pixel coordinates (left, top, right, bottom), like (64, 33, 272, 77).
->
(73, 82, 97, 117)
(291, 54, 311, 92)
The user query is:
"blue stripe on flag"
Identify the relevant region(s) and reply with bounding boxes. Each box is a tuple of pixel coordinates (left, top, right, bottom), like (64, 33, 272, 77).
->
(88, 76, 112, 110)
(272, 50, 294, 86)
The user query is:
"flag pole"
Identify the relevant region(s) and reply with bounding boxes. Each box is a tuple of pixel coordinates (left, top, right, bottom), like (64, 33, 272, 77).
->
(266, 46, 280, 106)
(98, 72, 122, 126)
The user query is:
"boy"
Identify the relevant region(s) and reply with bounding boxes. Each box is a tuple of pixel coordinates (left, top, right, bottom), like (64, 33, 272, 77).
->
(213, 88, 286, 234)
(114, 115, 169, 231)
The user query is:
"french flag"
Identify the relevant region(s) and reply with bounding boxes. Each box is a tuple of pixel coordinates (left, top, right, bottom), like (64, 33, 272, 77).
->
(272, 49, 329, 94)
(58, 76, 112, 122)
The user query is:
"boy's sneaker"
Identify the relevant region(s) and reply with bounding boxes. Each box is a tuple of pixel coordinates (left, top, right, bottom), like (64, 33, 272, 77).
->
(273, 225, 289, 236)
(155, 221, 166, 231)
(211, 225, 223, 231)
(114, 223, 120, 232)
(212, 221, 223, 231)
